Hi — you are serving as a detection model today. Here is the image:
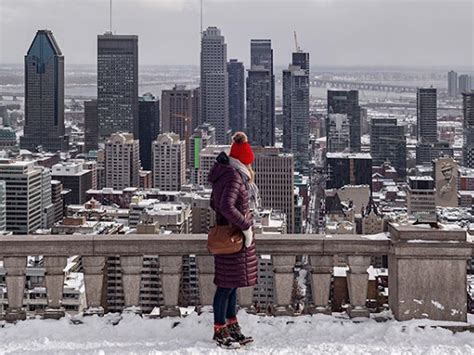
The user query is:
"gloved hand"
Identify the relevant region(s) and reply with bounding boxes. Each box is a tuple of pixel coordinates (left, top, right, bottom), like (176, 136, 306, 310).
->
(242, 228, 253, 248)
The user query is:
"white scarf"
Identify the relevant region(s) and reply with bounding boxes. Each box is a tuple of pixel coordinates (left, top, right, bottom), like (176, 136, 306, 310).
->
(229, 157, 261, 211)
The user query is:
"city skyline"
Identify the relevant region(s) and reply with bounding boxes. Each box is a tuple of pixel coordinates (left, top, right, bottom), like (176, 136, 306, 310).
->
(0, 0, 472, 67)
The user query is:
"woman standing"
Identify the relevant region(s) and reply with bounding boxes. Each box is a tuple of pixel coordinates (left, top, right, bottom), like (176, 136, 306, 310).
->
(207, 132, 259, 348)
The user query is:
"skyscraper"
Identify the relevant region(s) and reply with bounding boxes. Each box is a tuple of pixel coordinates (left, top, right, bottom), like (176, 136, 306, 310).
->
(370, 118, 407, 179)
(292, 51, 310, 75)
(138, 93, 160, 171)
(253, 147, 295, 233)
(21, 30, 68, 152)
(97, 33, 139, 139)
(246, 66, 273, 146)
(84, 99, 98, 153)
(152, 133, 186, 191)
(161, 86, 194, 141)
(200, 27, 229, 143)
(52, 162, 93, 205)
(0, 161, 42, 234)
(227, 59, 245, 133)
(250, 40, 275, 144)
(189, 124, 216, 185)
(327, 113, 350, 152)
(463, 92, 474, 168)
(326, 152, 372, 189)
(327, 90, 361, 152)
(283, 65, 310, 170)
(105, 133, 140, 189)
(416, 88, 438, 144)
(459, 75, 472, 94)
(448, 70, 458, 97)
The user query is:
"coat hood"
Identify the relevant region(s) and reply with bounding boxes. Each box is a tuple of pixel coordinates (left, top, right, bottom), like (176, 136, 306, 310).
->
(208, 152, 236, 184)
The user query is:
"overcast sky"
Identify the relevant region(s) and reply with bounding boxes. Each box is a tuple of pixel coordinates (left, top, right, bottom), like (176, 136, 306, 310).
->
(0, 0, 473, 68)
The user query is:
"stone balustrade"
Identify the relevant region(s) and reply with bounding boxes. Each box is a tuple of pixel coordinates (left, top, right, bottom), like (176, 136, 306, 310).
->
(0, 225, 472, 323)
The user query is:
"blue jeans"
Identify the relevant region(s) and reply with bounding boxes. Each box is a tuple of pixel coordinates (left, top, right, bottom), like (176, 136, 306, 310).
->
(213, 287, 237, 325)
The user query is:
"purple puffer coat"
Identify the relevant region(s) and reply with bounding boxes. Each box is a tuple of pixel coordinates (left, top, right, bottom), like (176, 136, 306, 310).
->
(208, 153, 258, 289)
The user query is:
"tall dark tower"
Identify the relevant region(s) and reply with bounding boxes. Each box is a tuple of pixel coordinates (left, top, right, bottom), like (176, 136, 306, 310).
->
(416, 88, 438, 144)
(21, 30, 68, 152)
(250, 39, 275, 146)
(463, 92, 474, 168)
(292, 51, 310, 75)
(227, 59, 245, 133)
(97, 33, 139, 139)
(139, 93, 160, 171)
(327, 90, 361, 152)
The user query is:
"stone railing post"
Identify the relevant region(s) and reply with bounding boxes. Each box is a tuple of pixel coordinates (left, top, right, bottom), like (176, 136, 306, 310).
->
(43, 256, 68, 319)
(159, 256, 182, 317)
(308, 255, 333, 314)
(272, 255, 296, 316)
(346, 255, 371, 318)
(120, 255, 143, 314)
(4, 256, 27, 322)
(196, 255, 216, 310)
(82, 256, 106, 316)
(388, 224, 471, 321)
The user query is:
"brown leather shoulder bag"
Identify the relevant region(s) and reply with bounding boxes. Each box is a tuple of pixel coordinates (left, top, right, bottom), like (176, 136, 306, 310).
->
(207, 225, 243, 255)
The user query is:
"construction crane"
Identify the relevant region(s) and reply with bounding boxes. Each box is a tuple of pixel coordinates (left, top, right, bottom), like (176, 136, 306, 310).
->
(294, 31, 301, 52)
(172, 113, 192, 141)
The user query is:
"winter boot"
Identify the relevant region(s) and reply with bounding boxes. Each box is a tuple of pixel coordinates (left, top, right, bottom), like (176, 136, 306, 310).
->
(227, 322, 254, 345)
(213, 326, 240, 349)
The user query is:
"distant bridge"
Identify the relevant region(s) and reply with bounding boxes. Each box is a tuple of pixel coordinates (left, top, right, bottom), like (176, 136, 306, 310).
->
(310, 79, 446, 94)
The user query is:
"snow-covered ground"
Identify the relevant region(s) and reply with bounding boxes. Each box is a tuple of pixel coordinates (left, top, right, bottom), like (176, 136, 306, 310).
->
(1, 311, 473, 355)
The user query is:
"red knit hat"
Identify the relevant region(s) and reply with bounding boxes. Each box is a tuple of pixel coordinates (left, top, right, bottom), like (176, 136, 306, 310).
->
(229, 132, 254, 165)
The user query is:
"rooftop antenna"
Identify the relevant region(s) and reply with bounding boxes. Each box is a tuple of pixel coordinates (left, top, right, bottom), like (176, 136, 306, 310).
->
(109, 0, 113, 33)
(200, 0, 203, 35)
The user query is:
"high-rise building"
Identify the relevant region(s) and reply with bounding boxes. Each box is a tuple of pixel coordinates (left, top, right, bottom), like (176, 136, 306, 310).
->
(370, 118, 406, 179)
(189, 124, 216, 184)
(200, 27, 229, 143)
(463, 92, 474, 168)
(40, 167, 54, 229)
(52, 162, 93, 205)
(105, 133, 140, 189)
(152, 133, 186, 191)
(327, 113, 351, 152)
(407, 176, 436, 221)
(228, 59, 245, 133)
(21, 30, 68, 152)
(0, 181, 6, 232)
(292, 51, 310, 75)
(416, 88, 438, 144)
(97, 33, 139, 139)
(326, 152, 372, 189)
(253, 147, 295, 233)
(448, 70, 458, 97)
(191, 87, 201, 130)
(246, 66, 273, 146)
(250, 39, 275, 144)
(327, 90, 361, 152)
(84, 99, 98, 153)
(138, 93, 160, 171)
(250, 39, 273, 74)
(0, 161, 42, 234)
(459, 75, 472, 94)
(416, 141, 453, 166)
(51, 180, 64, 224)
(283, 65, 310, 170)
(161, 86, 193, 141)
